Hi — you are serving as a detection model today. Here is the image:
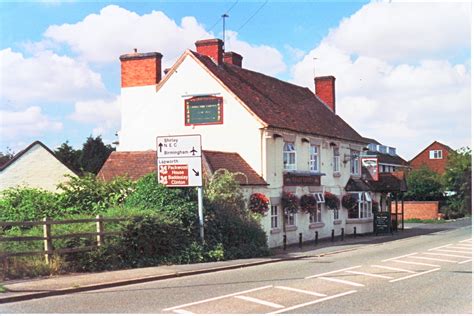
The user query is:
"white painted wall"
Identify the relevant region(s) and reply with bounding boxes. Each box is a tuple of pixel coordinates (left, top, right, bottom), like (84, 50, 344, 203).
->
(0, 144, 76, 192)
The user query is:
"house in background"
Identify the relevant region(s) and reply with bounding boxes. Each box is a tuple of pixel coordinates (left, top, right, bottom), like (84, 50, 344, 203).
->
(410, 141, 453, 174)
(360, 137, 409, 174)
(0, 141, 77, 192)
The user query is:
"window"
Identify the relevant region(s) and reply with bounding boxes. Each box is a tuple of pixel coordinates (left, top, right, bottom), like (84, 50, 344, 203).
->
(350, 150, 360, 175)
(333, 147, 340, 172)
(310, 145, 320, 172)
(333, 208, 340, 220)
(310, 192, 325, 223)
(285, 212, 295, 226)
(283, 142, 296, 170)
(271, 205, 279, 229)
(348, 192, 372, 219)
(368, 143, 377, 151)
(388, 147, 396, 156)
(429, 150, 443, 159)
(378, 145, 387, 153)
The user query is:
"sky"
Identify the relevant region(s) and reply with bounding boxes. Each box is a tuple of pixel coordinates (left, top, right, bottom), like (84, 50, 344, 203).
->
(0, 0, 471, 160)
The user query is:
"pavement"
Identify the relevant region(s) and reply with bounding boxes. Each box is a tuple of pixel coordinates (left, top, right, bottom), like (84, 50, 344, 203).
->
(0, 217, 471, 304)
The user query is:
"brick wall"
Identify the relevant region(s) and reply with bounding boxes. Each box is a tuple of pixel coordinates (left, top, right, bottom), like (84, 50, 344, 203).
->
(392, 201, 440, 220)
(314, 76, 336, 112)
(410, 142, 451, 174)
(120, 53, 162, 88)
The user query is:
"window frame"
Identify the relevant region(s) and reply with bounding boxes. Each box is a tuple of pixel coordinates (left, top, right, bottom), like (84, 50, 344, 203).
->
(348, 192, 373, 219)
(309, 203, 323, 223)
(429, 150, 443, 159)
(350, 150, 360, 175)
(333, 147, 340, 172)
(270, 205, 279, 229)
(285, 211, 296, 226)
(283, 142, 297, 170)
(310, 145, 320, 172)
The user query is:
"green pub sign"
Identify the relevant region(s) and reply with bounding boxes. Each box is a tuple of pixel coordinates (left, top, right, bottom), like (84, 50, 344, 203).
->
(185, 96, 223, 126)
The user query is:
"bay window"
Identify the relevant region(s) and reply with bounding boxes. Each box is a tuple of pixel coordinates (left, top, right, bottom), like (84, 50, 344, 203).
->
(348, 192, 372, 219)
(310, 193, 325, 223)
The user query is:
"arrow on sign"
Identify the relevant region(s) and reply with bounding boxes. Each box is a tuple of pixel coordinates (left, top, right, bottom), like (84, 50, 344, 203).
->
(158, 143, 163, 152)
(192, 169, 200, 176)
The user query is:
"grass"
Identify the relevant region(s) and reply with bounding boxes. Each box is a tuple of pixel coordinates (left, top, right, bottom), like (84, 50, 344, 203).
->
(404, 218, 447, 224)
(0, 284, 6, 293)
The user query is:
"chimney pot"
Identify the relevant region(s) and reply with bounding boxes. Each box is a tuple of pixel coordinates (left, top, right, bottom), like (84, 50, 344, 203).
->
(195, 39, 224, 65)
(223, 51, 243, 67)
(314, 76, 336, 113)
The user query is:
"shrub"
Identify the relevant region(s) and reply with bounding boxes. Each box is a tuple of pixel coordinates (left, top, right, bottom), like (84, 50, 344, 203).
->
(282, 192, 299, 214)
(403, 166, 445, 201)
(299, 194, 316, 213)
(324, 192, 340, 211)
(248, 193, 269, 215)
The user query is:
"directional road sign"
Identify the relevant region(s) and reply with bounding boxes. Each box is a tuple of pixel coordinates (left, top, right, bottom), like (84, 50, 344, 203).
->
(156, 135, 202, 187)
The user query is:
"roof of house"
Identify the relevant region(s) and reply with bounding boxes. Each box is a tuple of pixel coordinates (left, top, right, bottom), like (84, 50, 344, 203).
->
(97, 150, 268, 186)
(409, 140, 454, 163)
(190, 51, 367, 145)
(355, 167, 407, 193)
(0, 141, 78, 175)
(364, 150, 409, 166)
(361, 137, 381, 145)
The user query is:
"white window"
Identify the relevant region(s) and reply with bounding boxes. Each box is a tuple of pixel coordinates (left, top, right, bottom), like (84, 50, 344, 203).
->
(429, 150, 443, 159)
(314, 192, 325, 203)
(310, 145, 320, 172)
(333, 208, 340, 220)
(271, 205, 278, 229)
(310, 203, 323, 223)
(285, 212, 295, 226)
(350, 150, 360, 175)
(388, 147, 396, 156)
(283, 142, 296, 170)
(368, 143, 377, 151)
(333, 147, 340, 172)
(348, 192, 372, 219)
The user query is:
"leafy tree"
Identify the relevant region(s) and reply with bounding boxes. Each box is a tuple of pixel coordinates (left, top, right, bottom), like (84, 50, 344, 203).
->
(0, 147, 15, 167)
(54, 141, 82, 174)
(444, 147, 471, 218)
(79, 136, 115, 174)
(404, 166, 445, 201)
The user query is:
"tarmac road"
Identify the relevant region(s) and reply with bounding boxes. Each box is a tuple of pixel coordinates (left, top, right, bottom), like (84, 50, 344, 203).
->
(1, 219, 472, 314)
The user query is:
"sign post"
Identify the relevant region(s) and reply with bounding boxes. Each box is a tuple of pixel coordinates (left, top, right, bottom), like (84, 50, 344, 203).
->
(157, 134, 204, 243)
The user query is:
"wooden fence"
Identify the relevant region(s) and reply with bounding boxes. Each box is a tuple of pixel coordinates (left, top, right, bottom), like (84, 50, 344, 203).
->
(0, 216, 128, 273)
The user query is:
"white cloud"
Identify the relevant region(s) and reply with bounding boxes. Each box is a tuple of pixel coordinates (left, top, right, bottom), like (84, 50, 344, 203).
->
(0, 48, 107, 105)
(291, 1, 471, 159)
(70, 96, 121, 136)
(0, 106, 63, 141)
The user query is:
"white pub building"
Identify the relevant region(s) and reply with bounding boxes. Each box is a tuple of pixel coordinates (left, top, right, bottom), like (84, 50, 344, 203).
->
(99, 38, 406, 247)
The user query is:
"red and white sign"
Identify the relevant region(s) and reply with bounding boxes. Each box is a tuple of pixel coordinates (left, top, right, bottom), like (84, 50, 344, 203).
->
(157, 135, 202, 187)
(362, 157, 379, 181)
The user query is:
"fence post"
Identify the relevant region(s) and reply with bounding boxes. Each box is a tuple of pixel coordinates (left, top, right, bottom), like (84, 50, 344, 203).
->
(96, 215, 105, 247)
(43, 217, 53, 264)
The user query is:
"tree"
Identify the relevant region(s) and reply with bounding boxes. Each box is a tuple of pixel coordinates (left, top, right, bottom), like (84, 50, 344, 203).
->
(444, 147, 471, 218)
(79, 136, 115, 174)
(404, 166, 445, 201)
(54, 141, 82, 174)
(0, 147, 15, 166)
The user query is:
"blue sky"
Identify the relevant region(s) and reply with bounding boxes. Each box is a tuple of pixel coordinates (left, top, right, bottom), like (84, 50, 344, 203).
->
(0, 0, 471, 159)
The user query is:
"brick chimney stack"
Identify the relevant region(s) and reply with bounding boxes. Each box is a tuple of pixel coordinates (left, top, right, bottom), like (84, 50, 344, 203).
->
(119, 51, 163, 88)
(314, 76, 336, 113)
(195, 39, 224, 65)
(224, 51, 243, 67)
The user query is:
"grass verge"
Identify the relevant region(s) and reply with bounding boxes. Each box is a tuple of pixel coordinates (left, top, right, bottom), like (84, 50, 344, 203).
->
(404, 218, 447, 224)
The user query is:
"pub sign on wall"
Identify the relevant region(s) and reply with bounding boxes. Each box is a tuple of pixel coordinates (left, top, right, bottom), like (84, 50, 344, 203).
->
(185, 96, 223, 126)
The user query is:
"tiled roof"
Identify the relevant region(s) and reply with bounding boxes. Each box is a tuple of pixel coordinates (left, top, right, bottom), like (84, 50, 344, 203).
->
(357, 167, 407, 193)
(97, 150, 267, 186)
(361, 137, 380, 145)
(365, 151, 409, 166)
(345, 178, 372, 192)
(191, 52, 367, 144)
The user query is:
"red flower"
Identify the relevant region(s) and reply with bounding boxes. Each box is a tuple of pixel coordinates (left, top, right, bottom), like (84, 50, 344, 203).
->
(248, 193, 269, 215)
(324, 192, 340, 210)
(282, 191, 299, 214)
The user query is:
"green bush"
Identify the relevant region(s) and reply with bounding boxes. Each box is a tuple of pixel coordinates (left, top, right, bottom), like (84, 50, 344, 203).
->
(404, 166, 445, 201)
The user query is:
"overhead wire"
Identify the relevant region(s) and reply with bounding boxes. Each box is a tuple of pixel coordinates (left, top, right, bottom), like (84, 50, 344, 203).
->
(206, 0, 240, 33)
(236, 0, 269, 31)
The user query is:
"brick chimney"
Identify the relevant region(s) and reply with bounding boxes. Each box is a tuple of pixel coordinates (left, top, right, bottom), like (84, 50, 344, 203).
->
(314, 76, 336, 113)
(195, 39, 224, 65)
(119, 51, 163, 88)
(224, 51, 243, 67)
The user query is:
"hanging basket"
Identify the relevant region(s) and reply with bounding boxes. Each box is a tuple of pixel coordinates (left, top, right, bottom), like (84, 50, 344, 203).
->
(300, 194, 317, 213)
(248, 193, 270, 215)
(282, 191, 299, 214)
(324, 192, 340, 210)
(342, 193, 358, 211)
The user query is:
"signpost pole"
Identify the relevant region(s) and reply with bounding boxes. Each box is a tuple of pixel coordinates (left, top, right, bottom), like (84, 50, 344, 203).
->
(198, 186, 205, 244)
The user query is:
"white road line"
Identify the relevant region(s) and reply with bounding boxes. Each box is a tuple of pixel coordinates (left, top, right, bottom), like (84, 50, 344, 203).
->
(458, 259, 472, 264)
(234, 295, 284, 308)
(389, 268, 440, 283)
(422, 252, 471, 259)
(346, 270, 394, 279)
(162, 285, 273, 311)
(392, 260, 440, 267)
(173, 309, 194, 314)
(305, 265, 362, 279)
(371, 265, 416, 274)
(409, 256, 458, 263)
(428, 244, 452, 251)
(318, 276, 365, 287)
(445, 246, 472, 250)
(459, 238, 472, 243)
(269, 290, 357, 314)
(382, 252, 418, 262)
(274, 286, 327, 297)
(429, 249, 472, 254)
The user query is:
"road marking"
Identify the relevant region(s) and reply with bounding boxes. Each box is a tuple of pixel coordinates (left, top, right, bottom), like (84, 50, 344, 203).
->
(428, 244, 452, 251)
(162, 285, 273, 311)
(445, 246, 472, 250)
(458, 259, 472, 264)
(392, 260, 440, 267)
(459, 238, 472, 243)
(172, 309, 194, 314)
(382, 252, 418, 262)
(389, 268, 440, 283)
(318, 276, 365, 287)
(346, 270, 394, 279)
(234, 295, 284, 308)
(422, 252, 471, 259)
(269, 290, 357, 314)
(408, 256, 457, 263)
(371, 265, 416, 274)
(274, 286, 327, 297)
(429, 249, 472, 254)
(305, 265, 362, 279)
